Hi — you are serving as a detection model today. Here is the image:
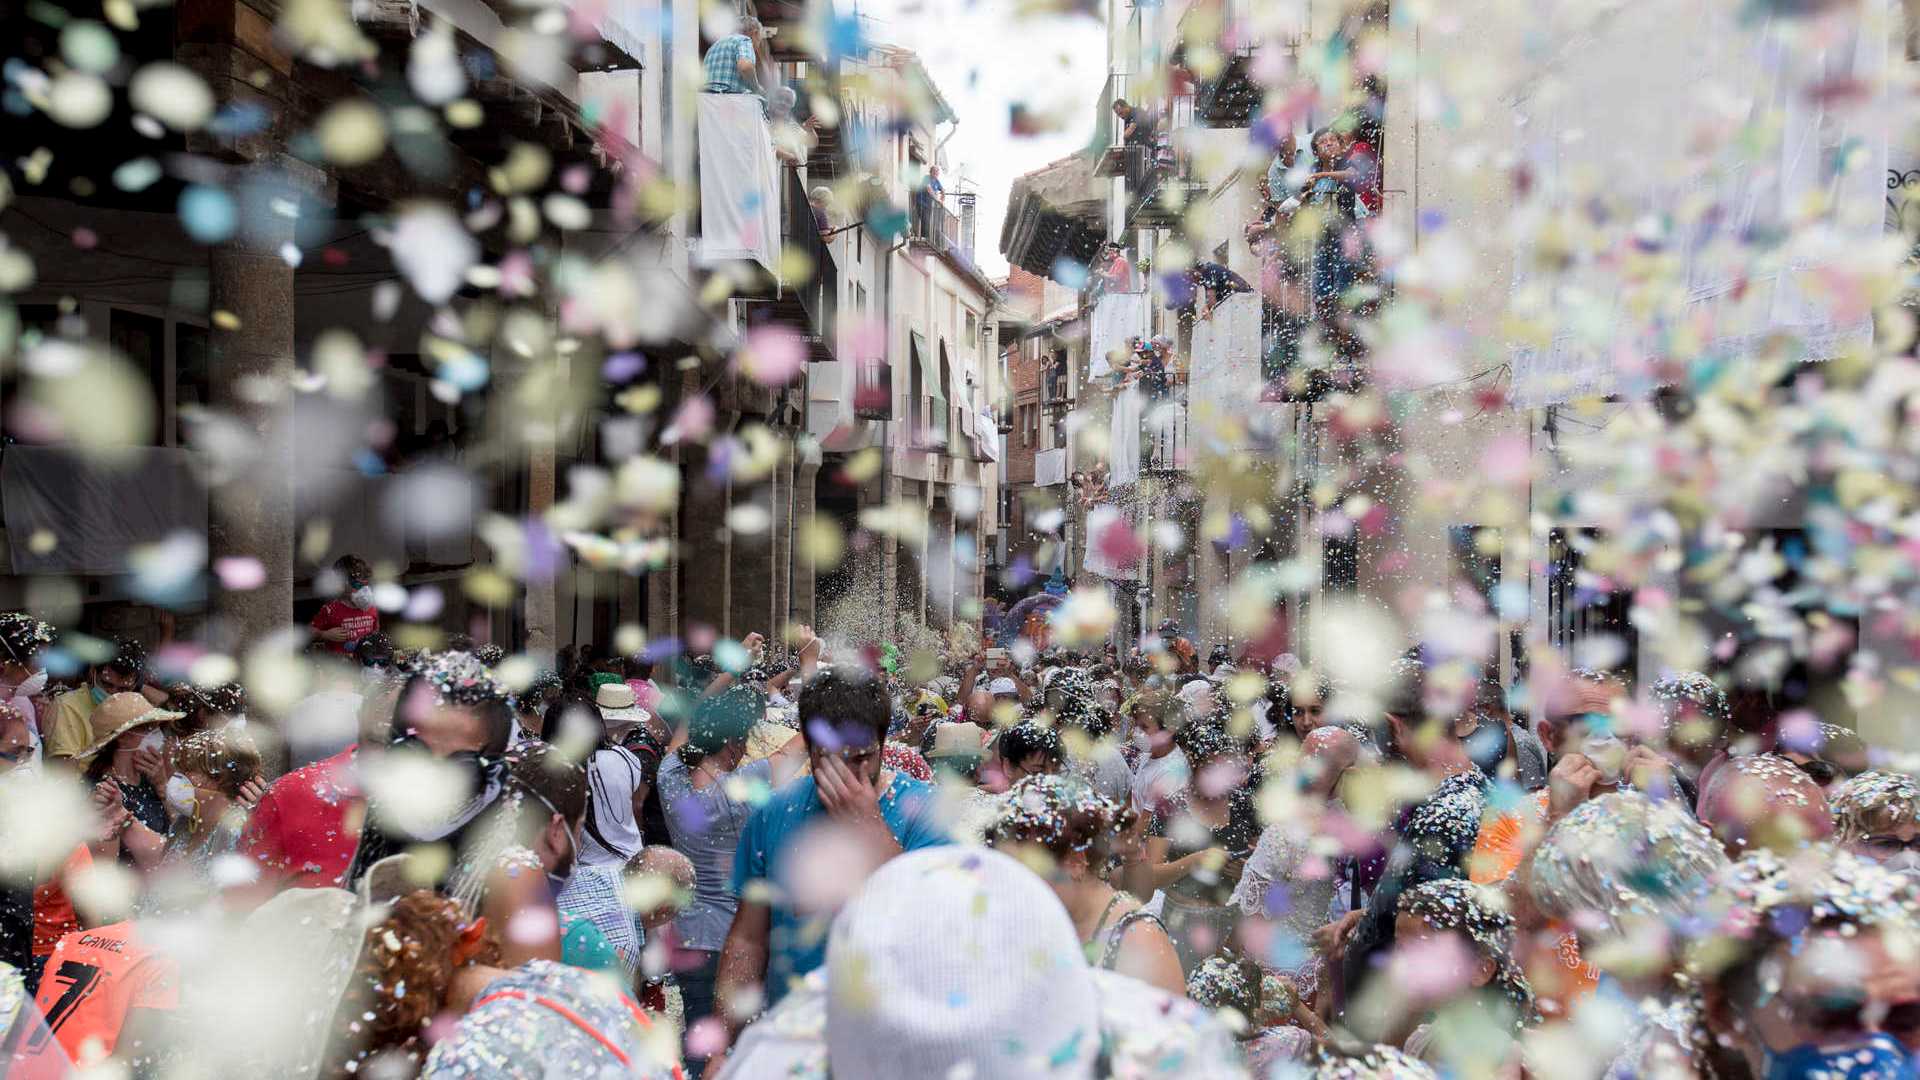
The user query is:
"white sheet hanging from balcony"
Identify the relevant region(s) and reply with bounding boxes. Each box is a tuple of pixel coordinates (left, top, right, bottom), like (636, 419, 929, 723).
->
(696, 94, 782, 275)
(976, 409, 1001, 463)
(1082, 503, 1142, 582)
(1187, 292, 1262, 444)
(1, 446, 207, 575)
(1109, 385, 1143, 487)
(1088, 292, 1149, 379)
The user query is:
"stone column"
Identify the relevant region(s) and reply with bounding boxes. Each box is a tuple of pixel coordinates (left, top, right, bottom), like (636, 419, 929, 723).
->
(524, 431, 559, 661)
(680, 446, 731, 638)
(647, 441, 682, 640)
(930, 496, 955, 630)
(206, 226, 295, 666)
(792, 459, 821, 626)
(769, 450, 794, 632)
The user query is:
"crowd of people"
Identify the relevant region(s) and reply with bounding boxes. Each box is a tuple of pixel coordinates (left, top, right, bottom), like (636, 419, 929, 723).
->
(1233, 110, 1385, 398)
(3, 576, 1920, 1080)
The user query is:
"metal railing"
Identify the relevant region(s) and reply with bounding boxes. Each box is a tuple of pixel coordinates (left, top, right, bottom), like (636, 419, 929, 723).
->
(783, 168, 838, 357)
(1141, 395, 1188, 475)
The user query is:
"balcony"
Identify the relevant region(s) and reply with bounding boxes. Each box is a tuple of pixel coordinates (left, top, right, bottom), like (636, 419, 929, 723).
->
(782, 169, 839, 362)
(855, 358, 893, 421)
(1001, 154, 1105, 282)
(696, 94, 782, 276)
(1035, 446, 1068, 487)
(1042, 362, 1072, 412)
(1141, 397, 1188, 476)
(1134, 169, 1210, 228)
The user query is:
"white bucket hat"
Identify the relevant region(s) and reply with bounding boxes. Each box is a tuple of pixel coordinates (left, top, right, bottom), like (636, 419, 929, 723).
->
(595, 681, 650, 723)
(721, 846, 1245, 1079)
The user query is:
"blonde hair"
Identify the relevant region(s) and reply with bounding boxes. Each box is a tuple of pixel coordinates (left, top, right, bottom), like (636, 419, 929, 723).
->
(174, 727, 261, 799)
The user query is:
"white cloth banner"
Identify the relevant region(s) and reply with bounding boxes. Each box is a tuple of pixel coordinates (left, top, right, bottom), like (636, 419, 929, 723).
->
(696, 94, 782, 275)
(1089, 291, 1149, 379)
(1109, 386, 1143, 487)
(1082, 503, 1142, 582)
(1187, 291, 1263, 442)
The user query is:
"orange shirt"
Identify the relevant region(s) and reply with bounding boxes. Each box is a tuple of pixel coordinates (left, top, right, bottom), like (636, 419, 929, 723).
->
(1469, 790, 1600, 1016)
(31, 845, 91, 957)
(30, 921, 179, 1064)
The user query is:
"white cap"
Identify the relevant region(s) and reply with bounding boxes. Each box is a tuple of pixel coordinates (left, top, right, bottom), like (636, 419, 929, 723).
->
(722, 847, 1246, 1078)
(988, 677, 1020, 697)
(826, 848, 1101, 1078)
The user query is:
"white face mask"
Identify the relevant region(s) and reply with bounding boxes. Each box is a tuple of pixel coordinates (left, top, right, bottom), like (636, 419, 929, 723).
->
(350, 586, 376, 609)
(164, 773, 197, 817)
(1582, 736, 1627, 781)
(12, 670, 47, 697)
(137, 729, 167, 755)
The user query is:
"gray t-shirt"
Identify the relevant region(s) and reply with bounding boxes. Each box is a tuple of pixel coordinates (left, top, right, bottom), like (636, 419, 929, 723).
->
(1074, 742, 1135, 808)
(656, 749, 775, 952)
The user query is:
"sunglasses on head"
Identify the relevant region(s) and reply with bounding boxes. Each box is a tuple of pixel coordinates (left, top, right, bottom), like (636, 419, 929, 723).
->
(1794, 758, 1842, 786)
(1858, 834, 1920, 856)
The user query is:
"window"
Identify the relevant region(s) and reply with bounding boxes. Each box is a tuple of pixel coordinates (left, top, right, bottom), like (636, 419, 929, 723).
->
(856, 230, 864, 263)
(856, 283, 868, 313)
(965, 311, 977, 346)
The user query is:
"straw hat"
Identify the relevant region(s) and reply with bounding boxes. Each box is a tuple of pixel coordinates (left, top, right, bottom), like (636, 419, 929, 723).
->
(723, 847, 1244, 1078)
(76, 691, 184, 762)
(595, 681, 650, 723)
(927, 722, 987, 760)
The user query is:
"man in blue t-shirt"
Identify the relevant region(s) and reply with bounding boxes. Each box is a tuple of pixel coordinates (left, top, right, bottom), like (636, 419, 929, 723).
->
(715, 665, 950, 1034)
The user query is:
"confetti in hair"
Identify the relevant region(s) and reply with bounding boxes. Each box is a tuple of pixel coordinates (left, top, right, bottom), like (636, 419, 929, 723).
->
(1649, 671, 1730, 733)
(1312, 1044, 1441, 1080)
(0, 612, 55, 665)
(985, 773, 1136, 867)
(1397, 878, 1536, 1024)
(416, 649, 508, 706)
(1829, 771, 1920, 844)
(1529, 790, 1727, 937)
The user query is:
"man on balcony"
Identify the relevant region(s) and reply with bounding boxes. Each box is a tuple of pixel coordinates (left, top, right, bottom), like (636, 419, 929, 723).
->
(703, 16, 767, 99)
(913, 165, 943, 241)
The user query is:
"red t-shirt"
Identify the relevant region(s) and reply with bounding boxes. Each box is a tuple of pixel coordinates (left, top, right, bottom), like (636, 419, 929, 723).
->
(1348, 140, 1383, 214)
(31, 921, 179, 1064)
(32, 846, 91, 958)
(239, 748, 364, 891)
(309, 599, 379, 655)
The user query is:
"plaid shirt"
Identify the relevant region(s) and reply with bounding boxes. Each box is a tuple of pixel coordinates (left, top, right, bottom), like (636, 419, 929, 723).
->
(556, 865, 641, 978)
(703, 33, 758, 94)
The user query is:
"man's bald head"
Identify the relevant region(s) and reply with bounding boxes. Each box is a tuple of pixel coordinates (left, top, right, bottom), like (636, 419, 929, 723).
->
(1302, 724, 1363, 798)
(1698, 753, 1834, 857)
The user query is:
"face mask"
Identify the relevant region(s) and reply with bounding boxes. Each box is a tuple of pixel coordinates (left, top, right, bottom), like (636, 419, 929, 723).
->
(350, 586, 376, 609)
(138, 729, 166, 754)
(164, 773, 197, 817)
(1763, 1032, 1916, 1080)
(12, 670, 46, 697)
(90, 685, 110, 705)
(1582, 735, 1627, 781)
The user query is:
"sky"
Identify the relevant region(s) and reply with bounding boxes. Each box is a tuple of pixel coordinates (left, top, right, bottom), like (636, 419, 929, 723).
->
(846, 0, 1109, 278)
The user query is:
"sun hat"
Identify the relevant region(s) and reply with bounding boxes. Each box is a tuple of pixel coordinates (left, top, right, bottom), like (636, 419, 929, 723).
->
(595, 681, 650, 723)
(722, 846, 1244, 1078)
(76, 691, 184, 762)
(987, 676, 1020, 698)
(927, 721, 987, 760)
